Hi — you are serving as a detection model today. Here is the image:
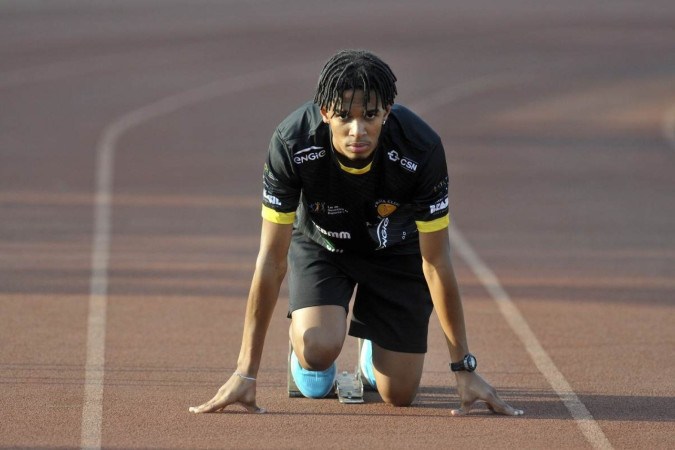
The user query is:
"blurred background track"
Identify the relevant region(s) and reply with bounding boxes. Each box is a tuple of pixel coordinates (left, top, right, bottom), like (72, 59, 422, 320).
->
(1, 1, 673, 448)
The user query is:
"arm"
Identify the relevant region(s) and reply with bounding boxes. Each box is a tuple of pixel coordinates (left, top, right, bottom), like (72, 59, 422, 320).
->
(419, 228, 468, 362)
(190, 219, 292, 414)
(237, 219, 293, 377)
(419, 229, 523, 416)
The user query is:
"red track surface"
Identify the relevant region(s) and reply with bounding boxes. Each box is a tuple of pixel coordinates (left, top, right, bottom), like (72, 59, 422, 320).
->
(1, 1, 674, 448)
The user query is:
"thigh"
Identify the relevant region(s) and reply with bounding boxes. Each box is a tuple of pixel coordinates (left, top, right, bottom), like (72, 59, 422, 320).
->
(287, 231, 355, 316)
(290, 305, 347, 370)
(372, 342, 425, 407)
(346, 252, 433, 353)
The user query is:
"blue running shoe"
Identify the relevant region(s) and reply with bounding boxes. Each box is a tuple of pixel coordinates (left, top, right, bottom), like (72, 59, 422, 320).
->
(290, 350, 336, 399)
(359, 339, 377, 390)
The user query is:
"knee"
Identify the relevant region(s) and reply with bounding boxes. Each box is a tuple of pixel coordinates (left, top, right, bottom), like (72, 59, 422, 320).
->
(380, 388, 417, 407)
(297, 336, 342, 371)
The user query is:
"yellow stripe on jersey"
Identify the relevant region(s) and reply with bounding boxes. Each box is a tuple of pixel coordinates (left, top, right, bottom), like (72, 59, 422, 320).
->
(261, 205, 296, 224)
(337, 159, 373, 175)
(416, 214, 450, 233)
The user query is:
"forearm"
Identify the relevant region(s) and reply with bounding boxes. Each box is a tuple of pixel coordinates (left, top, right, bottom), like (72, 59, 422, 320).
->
(236, 255, 287, 376)
(422, 258, 469, 362)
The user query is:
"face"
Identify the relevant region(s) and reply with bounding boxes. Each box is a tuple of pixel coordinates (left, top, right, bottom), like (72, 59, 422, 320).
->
(320, 90, 391, 162)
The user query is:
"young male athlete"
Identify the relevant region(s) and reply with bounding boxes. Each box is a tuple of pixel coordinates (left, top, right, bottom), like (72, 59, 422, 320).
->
(190, 50, 523, 416)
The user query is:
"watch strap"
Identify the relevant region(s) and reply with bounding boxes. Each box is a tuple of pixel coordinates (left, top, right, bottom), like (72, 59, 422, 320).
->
(450, 361, 465, 372)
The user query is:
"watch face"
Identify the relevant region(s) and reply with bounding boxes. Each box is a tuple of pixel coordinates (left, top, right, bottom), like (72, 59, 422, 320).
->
(465, 354, 477, 371)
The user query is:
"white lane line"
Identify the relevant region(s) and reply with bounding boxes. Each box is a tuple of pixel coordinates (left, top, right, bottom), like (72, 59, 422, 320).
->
(448, 228, 613, 449)
(410, 73, 613, 449)
(662, 102, 675, 149)
(80, 62, 317, 450)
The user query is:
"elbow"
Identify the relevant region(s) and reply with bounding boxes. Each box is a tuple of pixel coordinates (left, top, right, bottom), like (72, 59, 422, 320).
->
(422, 259, 440, 283)
(256, 252, 288, 282)
(421, 253, 453, 284)
(421, 259, 432, 278)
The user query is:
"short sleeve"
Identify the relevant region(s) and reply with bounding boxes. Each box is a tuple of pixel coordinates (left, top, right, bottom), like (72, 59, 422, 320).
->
(262, 130, 301, 224)
(413, 142, 450, 232)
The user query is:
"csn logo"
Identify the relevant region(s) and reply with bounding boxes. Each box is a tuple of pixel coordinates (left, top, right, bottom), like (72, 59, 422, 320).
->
(387, 149, 418, 173)
(294, 146, 326, 164)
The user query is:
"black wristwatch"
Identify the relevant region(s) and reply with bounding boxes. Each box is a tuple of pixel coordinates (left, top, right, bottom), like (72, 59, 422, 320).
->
(450, 353, 477, 372)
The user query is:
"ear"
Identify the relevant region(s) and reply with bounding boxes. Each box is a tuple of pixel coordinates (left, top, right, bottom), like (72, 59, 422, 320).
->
(320, 107, 331, 124)
(382, 105, 392, 123)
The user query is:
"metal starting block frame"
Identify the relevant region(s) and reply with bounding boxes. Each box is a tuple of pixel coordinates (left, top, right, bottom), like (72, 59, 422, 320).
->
(335, 369, 364, 404)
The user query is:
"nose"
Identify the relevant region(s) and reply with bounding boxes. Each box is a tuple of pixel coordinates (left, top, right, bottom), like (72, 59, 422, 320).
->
(349, 118, 366, 137)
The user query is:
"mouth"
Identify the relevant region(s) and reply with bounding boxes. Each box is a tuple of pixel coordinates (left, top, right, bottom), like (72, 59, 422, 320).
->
(348, 142, 370, 153)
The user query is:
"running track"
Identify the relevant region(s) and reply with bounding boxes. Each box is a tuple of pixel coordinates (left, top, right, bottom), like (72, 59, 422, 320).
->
(1, 1, 674, 448)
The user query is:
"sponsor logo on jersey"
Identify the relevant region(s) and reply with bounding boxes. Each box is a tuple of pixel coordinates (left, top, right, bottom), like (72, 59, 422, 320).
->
(309, 202, 348, 215)
(309, 202, 325, 213)
(433, 176, 449, 193)
(387, 149, 418, 173)
(263, 163, 277, 181)
(293, 146, 326, 164)
(429, 196, 448, 214)
(375, 200, 399, 218)
(313, 222, 351, 240)
(327, 205, 348, 215)
(376, 217, 390, 249)
(263, 189, 281, 206)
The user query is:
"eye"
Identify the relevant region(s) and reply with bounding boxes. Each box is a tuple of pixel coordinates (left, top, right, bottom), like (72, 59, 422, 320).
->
(335, 111, 349, 120)
(365, 110, 379, 120)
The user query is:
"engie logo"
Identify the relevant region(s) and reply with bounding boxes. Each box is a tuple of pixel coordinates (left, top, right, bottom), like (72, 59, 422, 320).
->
(387, 149, 418, 173)
(294, 146, 326, 164)
(429, 196, 448, 214)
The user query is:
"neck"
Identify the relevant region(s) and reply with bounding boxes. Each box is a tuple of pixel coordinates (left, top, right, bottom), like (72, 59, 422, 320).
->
(333, 149, 375, 169)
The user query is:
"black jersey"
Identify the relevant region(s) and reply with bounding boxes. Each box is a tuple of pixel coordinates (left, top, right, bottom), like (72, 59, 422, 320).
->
(261, 101, 450, 255)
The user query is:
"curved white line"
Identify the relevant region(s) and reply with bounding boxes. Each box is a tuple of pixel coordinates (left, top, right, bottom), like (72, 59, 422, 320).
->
(80, 62, 318, 450)
(410, 74, 613, 449)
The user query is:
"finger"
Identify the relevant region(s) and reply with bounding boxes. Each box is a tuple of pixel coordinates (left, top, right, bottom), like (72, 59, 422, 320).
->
(451, 398, 476, 416)
(189, 402, 215, 414)
(188, 404, 206, 414)
(190, 398, 224, 414)
(237, 401, 267, 414)
(485, 393, 524, 416)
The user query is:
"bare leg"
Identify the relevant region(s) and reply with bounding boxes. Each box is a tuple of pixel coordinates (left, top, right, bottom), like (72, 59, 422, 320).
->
(290, 305, 347, 371)
(372, 342, 425, 406)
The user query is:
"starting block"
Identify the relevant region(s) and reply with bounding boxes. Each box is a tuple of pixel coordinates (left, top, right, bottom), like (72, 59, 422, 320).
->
(335, 369, 364, 404)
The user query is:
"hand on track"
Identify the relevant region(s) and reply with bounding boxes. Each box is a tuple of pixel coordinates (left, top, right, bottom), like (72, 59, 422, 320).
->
(451, 371, 523, 416)
(189, 373, 265, 414)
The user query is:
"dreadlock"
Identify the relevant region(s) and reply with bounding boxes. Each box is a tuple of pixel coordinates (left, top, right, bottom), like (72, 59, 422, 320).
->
(314, 50, 397, 113)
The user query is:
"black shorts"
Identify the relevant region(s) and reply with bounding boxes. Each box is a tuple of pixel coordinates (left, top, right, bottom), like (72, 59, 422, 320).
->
(287, 230, 434, 353)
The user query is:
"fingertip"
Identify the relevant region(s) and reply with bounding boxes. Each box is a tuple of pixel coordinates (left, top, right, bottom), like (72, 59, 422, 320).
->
(450, 409, 465, 417)
(245, 404, 266, 414)
(498, 406, 524, 416)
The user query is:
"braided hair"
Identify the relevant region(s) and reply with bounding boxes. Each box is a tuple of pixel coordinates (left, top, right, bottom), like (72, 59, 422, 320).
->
(314, 50, 397, 113)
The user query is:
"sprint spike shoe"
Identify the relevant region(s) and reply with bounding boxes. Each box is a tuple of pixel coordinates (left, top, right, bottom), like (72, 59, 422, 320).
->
(358, 338, 378, 391)
(287, 342, 302, 397)
(289, 345, 337, 399)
